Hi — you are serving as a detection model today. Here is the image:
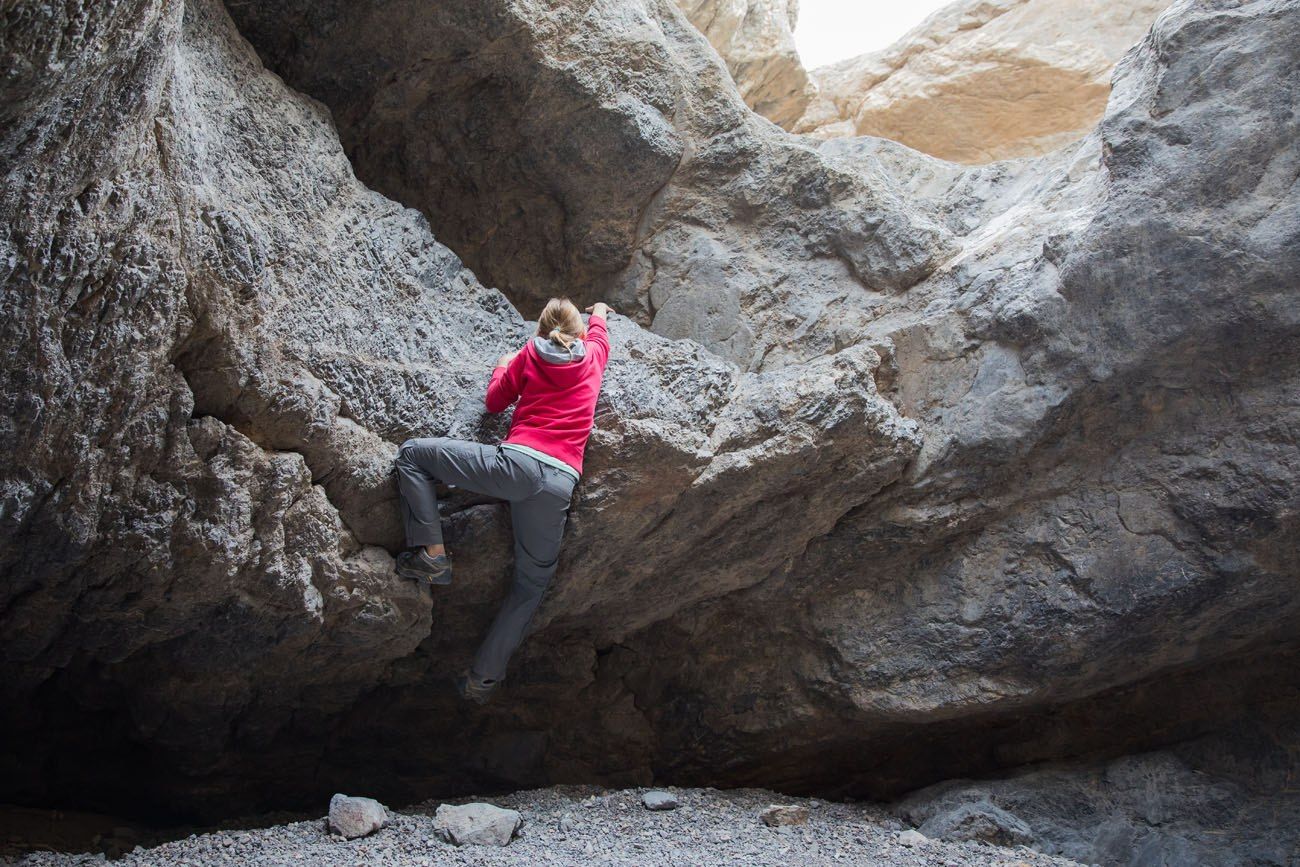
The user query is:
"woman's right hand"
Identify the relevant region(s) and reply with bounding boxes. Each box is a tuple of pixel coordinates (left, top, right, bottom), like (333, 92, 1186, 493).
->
(585, 302, 614, 318)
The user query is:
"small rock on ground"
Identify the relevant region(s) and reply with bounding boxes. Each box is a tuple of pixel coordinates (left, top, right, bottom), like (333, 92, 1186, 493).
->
(433, 802, 522, 847)
(761, 804, 810, 826)
(327, 794, 388, 839)
(898, 828, 928, 847)
(642, 790, 679, 811)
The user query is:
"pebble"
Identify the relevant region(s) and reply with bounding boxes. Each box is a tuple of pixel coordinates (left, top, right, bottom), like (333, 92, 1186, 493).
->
(642, 791, 679, 811)
(760, 805, 810, 827)
(898, 829, 928, 847)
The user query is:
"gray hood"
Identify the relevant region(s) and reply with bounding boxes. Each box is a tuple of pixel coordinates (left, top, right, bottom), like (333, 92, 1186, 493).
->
(532, 334, 587, 364)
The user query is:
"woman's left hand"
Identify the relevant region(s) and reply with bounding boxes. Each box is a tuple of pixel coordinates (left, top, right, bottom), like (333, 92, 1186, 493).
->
(496, 349, 520, 368)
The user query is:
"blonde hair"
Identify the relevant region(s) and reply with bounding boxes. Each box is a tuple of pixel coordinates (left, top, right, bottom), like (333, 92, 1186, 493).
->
(538, 297, 585, 352)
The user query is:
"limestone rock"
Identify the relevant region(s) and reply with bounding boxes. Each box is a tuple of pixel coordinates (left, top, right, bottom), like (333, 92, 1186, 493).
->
(674, 0, 812, 126)
(795, 0, 1172, 163)
(327, 794, 389, 839)
(433, 802, 522, 847)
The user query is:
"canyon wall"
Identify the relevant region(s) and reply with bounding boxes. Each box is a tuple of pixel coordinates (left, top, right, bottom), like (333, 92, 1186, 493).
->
(2, 5, 1297, 861)
(793, 0, 1173, 162)
(674, 0, 811, 126)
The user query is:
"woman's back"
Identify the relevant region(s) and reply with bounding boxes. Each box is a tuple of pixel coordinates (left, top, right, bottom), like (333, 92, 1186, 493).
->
(486, 312, 610, 476)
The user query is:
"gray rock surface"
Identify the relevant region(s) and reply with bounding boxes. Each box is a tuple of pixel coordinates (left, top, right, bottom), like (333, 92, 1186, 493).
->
(432, 802, 522, 847)
(642, 790, 679, 811)
(896, 829, 927, 847)
(327, 794, 389, 839)
(917, 800, 1035, 847)
(0, 8, 1298, 867)
(896, 718, 1300, 866)
(674, 0, 812, 127)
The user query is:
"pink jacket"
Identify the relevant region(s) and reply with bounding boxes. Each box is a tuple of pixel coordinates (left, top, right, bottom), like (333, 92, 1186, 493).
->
(486, 314, 610, 475)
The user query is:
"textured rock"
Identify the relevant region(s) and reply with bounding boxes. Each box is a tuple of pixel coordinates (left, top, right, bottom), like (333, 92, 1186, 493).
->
(327, 794, 388, 839)
(795, 0, 1172, 163)
(674, 0, 811, 126)
(1, 5, 1298, 863)
(433, 802, 522, 847)
(225, 0, 1300, 815)
(917, 800, 1035, 847)
(227, 0, 954, 315)
(0, 0, 914, 819)
(759, 804, 809, 826)
(896, 717, 1300, 866)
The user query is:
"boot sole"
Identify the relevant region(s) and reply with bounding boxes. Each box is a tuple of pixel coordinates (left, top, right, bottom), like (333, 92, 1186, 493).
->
(396, 563, 453, 586)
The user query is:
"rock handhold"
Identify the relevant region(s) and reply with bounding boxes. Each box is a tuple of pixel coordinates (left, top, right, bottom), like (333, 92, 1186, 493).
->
(433, 802, 523, 847)
(760, 804, 810, 826)
(327, 794, 389, 839)
(642, 790, 679, 811)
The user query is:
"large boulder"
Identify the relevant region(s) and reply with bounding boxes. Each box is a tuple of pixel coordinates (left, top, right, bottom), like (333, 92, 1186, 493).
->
(795, 0, 1173, 163)
(0, 0, 912, 818)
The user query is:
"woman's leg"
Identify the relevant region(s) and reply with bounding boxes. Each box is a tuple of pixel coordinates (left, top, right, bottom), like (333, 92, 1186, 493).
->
(471, 466, 575, 682)
(395, 437, 538, 549)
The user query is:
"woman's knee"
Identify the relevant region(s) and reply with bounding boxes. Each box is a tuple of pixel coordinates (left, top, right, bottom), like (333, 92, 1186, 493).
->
(396, 436, 444, 468)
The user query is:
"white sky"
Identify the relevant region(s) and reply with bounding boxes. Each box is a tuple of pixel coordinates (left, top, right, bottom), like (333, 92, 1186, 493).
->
(794, 0, 956, 69)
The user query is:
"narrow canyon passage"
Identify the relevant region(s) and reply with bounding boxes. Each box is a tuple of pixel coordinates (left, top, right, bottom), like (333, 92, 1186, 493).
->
(1, 1, 1298, 864)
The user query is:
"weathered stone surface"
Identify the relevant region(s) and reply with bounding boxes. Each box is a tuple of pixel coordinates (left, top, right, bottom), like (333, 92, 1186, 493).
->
(433, 802, 522, 847)
(227, 0, 954, 321)
(674, 0, 811, 126)
(795, 0, 1172, 163)
(917, 800, 1035, 847)
(1, 5, 1298, 864)
(0, 0, 913, 819)
(327, 794, 389, 839)
(896, 717, 1300, 866)
(759, 804, 809, 826)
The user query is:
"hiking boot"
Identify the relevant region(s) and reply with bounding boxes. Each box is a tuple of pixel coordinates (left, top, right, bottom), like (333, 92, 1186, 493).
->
(396, 548, 452, 586)
(455, 669, 499, 705)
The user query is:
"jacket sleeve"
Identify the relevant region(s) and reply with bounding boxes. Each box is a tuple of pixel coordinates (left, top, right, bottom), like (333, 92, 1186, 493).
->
(485, 348, 527, 413)
(586, 314, 610, 370)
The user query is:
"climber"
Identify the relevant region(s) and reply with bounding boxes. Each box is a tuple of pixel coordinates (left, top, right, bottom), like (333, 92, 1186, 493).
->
(393, 298, 613, 704)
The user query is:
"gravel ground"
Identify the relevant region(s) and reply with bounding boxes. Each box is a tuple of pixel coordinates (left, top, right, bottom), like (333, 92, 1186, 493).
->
(7, 785, 1083, 867)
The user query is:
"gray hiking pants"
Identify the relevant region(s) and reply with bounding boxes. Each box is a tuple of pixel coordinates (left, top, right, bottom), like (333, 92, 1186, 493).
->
(395, 437, 576, 682)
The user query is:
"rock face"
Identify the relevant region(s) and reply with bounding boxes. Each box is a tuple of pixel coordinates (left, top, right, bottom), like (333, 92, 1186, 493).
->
(674, 0, 811, 127)
(795, 0, 1173, 163)
(2, 4, 1299, 863)
(0, 0, 913, 819)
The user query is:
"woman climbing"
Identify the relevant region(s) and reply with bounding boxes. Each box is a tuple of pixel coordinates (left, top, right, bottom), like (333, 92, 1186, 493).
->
(393, 298, 613, 704)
